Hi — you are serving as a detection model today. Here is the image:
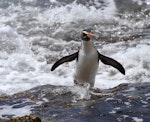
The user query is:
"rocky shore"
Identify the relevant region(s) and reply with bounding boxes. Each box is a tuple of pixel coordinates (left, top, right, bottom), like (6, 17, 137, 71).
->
(0, 82, 150, 122)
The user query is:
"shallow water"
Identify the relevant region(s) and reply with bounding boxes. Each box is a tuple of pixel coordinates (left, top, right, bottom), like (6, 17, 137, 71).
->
(0, 0, 150, 119)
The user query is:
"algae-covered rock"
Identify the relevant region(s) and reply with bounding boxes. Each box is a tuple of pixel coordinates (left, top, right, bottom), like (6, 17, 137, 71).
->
(0, 115, 41, 122)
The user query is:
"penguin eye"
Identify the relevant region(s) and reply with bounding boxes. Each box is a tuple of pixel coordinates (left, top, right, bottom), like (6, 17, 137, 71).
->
(83, 33, 87, 36)
(82, 33, 87, 37)
(83, 33, 86, 36)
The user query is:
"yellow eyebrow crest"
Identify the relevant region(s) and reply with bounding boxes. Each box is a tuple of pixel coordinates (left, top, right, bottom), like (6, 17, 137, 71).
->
(82, 31, 89, 35)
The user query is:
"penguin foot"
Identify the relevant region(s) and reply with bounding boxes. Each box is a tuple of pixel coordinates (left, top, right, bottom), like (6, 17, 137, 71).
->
(74, 80, 91, 87)
(90, 87, 102, 93)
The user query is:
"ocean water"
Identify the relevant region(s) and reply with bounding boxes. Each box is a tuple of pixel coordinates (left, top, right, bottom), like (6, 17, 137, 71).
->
(0, 0, 150, 118)
(0, 0, 149, 94)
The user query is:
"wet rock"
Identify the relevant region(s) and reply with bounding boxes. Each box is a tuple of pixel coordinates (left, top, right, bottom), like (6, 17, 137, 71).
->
(0, 82, 150, 122)
(0, 115, 41, 122)
(114, 0, 144, 13)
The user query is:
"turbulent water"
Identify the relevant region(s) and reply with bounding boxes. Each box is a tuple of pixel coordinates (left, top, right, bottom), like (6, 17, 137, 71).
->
(0, 0, 150, 120)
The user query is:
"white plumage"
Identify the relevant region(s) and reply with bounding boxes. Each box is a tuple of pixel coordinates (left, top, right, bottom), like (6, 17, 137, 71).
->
(74, 41, 99, 87)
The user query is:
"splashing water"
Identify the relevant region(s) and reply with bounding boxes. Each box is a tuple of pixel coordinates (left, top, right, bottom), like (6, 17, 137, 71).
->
(0, 0, 149, 96)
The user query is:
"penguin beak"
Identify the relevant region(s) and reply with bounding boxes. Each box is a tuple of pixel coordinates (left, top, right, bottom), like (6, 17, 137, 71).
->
(83, 31, 93, 39)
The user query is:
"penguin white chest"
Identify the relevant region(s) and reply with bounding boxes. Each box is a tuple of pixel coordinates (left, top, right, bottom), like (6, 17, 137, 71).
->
(74, 48, 99, 87)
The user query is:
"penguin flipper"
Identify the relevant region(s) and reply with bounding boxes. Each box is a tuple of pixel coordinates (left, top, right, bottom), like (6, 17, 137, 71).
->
(51, 52, 78, 71)
(98, 51, 125, 75)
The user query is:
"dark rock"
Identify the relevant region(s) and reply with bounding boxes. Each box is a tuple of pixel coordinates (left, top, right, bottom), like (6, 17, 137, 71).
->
(0, 82, 150, 122)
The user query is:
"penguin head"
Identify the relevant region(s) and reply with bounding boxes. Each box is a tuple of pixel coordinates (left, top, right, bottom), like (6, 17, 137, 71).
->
(81, 29, 93, 41)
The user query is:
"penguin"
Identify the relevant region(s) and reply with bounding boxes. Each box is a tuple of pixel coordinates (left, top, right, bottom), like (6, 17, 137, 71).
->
(51, 29, 125, 87)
